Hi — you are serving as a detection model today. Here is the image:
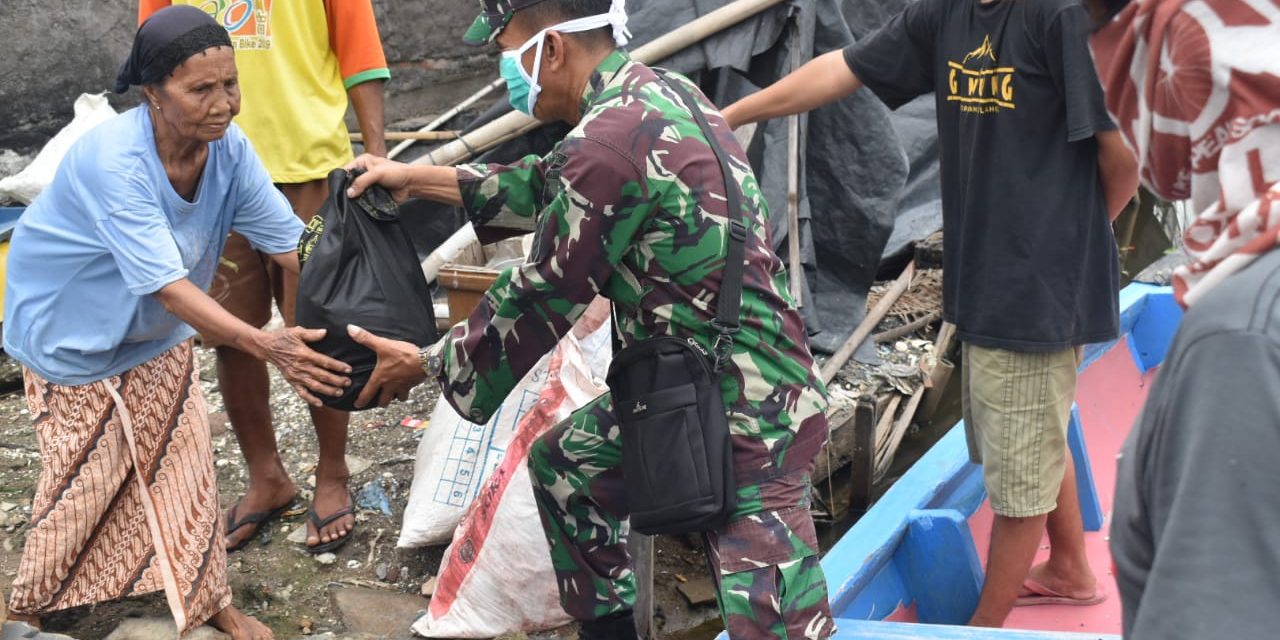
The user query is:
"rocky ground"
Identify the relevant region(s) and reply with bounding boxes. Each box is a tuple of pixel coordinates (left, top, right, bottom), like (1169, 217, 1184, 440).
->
(0, 346, 724, 640)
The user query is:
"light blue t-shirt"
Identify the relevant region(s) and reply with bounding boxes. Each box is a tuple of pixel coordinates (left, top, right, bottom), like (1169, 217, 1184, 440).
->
(4, 106, 304, 385)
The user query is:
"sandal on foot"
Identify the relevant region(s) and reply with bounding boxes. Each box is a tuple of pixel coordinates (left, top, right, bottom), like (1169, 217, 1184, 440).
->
(306, 495, 356, 554)
(225, 498, 297, 553)
(1014, 577, 1107, 607)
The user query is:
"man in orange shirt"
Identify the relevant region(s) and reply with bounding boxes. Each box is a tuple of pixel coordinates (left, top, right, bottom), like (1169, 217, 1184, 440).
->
(138, 0, 389, 553)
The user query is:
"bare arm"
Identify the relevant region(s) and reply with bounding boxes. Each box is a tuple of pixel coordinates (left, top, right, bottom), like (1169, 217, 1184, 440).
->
(722, 50, 863, 129)
(344, 155, 462, 206)
(349, 80, 387, 158)
(268, 250, 301, 276)
(153, 279, 351, 405)
(1097, 129, 1139, 221)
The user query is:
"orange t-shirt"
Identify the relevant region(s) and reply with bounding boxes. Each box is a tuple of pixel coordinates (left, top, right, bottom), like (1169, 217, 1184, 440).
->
(138, 0, 390, 183)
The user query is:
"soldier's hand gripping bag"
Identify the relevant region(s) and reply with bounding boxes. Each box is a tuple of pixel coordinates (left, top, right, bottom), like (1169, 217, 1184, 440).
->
(295, 168, 438, 411)
(607, 337, 735, 535)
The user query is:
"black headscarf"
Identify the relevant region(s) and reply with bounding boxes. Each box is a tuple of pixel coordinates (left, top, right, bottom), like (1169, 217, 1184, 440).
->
(113, 5, 232, 94)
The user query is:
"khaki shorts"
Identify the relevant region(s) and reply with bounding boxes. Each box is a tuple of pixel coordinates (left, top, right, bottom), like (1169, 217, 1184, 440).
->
(203, 180, 328, 347)
(961, 343, 1080, 518)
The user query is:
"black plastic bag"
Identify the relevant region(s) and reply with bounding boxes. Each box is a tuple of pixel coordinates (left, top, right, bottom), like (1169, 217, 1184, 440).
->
(295, 168, 438, 411)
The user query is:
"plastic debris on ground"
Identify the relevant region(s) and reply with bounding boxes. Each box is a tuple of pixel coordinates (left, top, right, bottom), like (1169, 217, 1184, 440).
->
(356, 480, 393, 516)
(400, 416, 429, 430)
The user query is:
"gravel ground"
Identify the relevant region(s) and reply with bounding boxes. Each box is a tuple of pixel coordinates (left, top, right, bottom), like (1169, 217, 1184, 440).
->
(0, 346, 721, 639)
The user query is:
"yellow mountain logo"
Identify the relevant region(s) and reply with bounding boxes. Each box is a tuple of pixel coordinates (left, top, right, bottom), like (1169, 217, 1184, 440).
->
(947, 34, 1015, 114)
(962, 36, 998, 65)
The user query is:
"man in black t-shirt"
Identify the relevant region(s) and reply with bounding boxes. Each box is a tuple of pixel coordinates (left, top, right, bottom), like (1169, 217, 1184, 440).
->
(724, 0, 1138, 628)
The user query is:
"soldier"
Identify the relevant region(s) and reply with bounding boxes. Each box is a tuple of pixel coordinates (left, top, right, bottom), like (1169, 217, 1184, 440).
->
(343, 0, 835, 638)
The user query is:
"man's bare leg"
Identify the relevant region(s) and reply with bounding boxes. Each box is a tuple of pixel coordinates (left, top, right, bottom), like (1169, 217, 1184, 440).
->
(1027, 452, 1098, 598)
(306, 406, 353, 547)
(219, 346, 299, 550)
(271, 181, 355, 549)
(968, 512, 1049, 627)
(208, 605, 273, 640)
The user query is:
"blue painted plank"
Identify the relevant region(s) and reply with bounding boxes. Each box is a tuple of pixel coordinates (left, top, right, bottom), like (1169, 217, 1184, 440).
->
(1080, 283, 1169, 371)
(838, 557, 913, 622)
(832, 619, 1120, 639)
(1067, 405, 1105, 532)
(898, 509, 983, 624)
(822, 427, 978, 613)
(1125, 291, 1182, 373)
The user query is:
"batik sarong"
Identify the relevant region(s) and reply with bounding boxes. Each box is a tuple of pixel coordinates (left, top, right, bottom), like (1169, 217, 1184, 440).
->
(7, 340, 229, 633)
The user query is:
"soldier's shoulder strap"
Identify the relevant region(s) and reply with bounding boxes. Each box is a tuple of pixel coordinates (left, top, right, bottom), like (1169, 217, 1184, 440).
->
(655, 70, 746, 372)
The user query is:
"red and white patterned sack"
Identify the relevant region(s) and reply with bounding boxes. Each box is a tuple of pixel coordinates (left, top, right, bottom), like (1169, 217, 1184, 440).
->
(1090, 0, 1280, 306)
(412, 302, 611, 637)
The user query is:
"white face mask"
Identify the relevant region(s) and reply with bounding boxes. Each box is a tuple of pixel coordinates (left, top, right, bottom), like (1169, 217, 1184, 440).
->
(500, 0, 632, 116)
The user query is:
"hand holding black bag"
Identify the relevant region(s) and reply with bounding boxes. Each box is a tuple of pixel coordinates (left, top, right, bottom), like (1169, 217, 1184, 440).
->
(295, 168, 438, 411)
(606, 74, 746, 535)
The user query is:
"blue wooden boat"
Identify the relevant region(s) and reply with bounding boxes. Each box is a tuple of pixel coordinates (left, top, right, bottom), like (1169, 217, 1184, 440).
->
(720, 282, 1182, 639)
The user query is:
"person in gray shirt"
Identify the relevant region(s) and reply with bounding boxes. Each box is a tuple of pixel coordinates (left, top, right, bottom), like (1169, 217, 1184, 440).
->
(1111, 248, 1280, 638)
(1085, 0, 1280, 636)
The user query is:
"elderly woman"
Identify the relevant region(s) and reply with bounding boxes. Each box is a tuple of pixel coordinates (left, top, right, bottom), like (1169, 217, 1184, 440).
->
(2, 7, 350, 639)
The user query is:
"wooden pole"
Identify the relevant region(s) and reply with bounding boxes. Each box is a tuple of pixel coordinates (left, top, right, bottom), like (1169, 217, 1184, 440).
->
(785, 25, 804, 307)
(872, 310, 941, 343)
(387, 78, 505, 160)
(627, 534, 656, 639)
(820, 261, 915, 383)
(353, 131, 459, 142)
(413, 0, 791, 167)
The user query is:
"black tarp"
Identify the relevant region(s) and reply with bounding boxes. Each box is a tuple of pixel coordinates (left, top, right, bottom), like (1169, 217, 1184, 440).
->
(400, 0, 943, 354)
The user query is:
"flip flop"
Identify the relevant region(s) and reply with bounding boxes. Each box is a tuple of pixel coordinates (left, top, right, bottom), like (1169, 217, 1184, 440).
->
(225, 498, 297, 553)
(306, 494, 356, 555)
(1014, 577, 1107, 607)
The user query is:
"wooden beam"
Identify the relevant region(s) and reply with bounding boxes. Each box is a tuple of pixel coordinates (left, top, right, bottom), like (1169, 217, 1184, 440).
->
(387, 78, 504, 159)
(848, 397, 878, 515)
(873, 310, 942, 343)
(876, 384, 926, 481)
(820, 261, 915, 383)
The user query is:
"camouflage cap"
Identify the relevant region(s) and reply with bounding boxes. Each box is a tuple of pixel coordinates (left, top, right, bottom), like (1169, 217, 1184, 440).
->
(463, 0, 551, 46)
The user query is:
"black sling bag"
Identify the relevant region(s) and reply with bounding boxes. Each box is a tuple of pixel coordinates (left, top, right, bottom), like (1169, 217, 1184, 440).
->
(605, 73, 746, 535)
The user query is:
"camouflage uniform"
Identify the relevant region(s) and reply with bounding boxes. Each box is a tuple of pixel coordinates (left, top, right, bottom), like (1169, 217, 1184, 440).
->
(425, 50, 835, 639)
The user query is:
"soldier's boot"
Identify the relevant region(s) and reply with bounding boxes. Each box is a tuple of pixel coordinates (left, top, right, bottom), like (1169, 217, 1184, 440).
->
(578, 611, 638, 640)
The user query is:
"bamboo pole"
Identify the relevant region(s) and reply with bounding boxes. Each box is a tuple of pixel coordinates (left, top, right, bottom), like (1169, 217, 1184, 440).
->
(388, 79, 505, 160)
(412, 0, 791, 167)
(353, 131, 459, 142)
(820, 260, 915, 383)
(732, 121, 757, 150)
(875, 385, 925, 481)
(785, 25, 804, 307)
(876, 321, 957, 479)
(873, 395, 903, 454)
